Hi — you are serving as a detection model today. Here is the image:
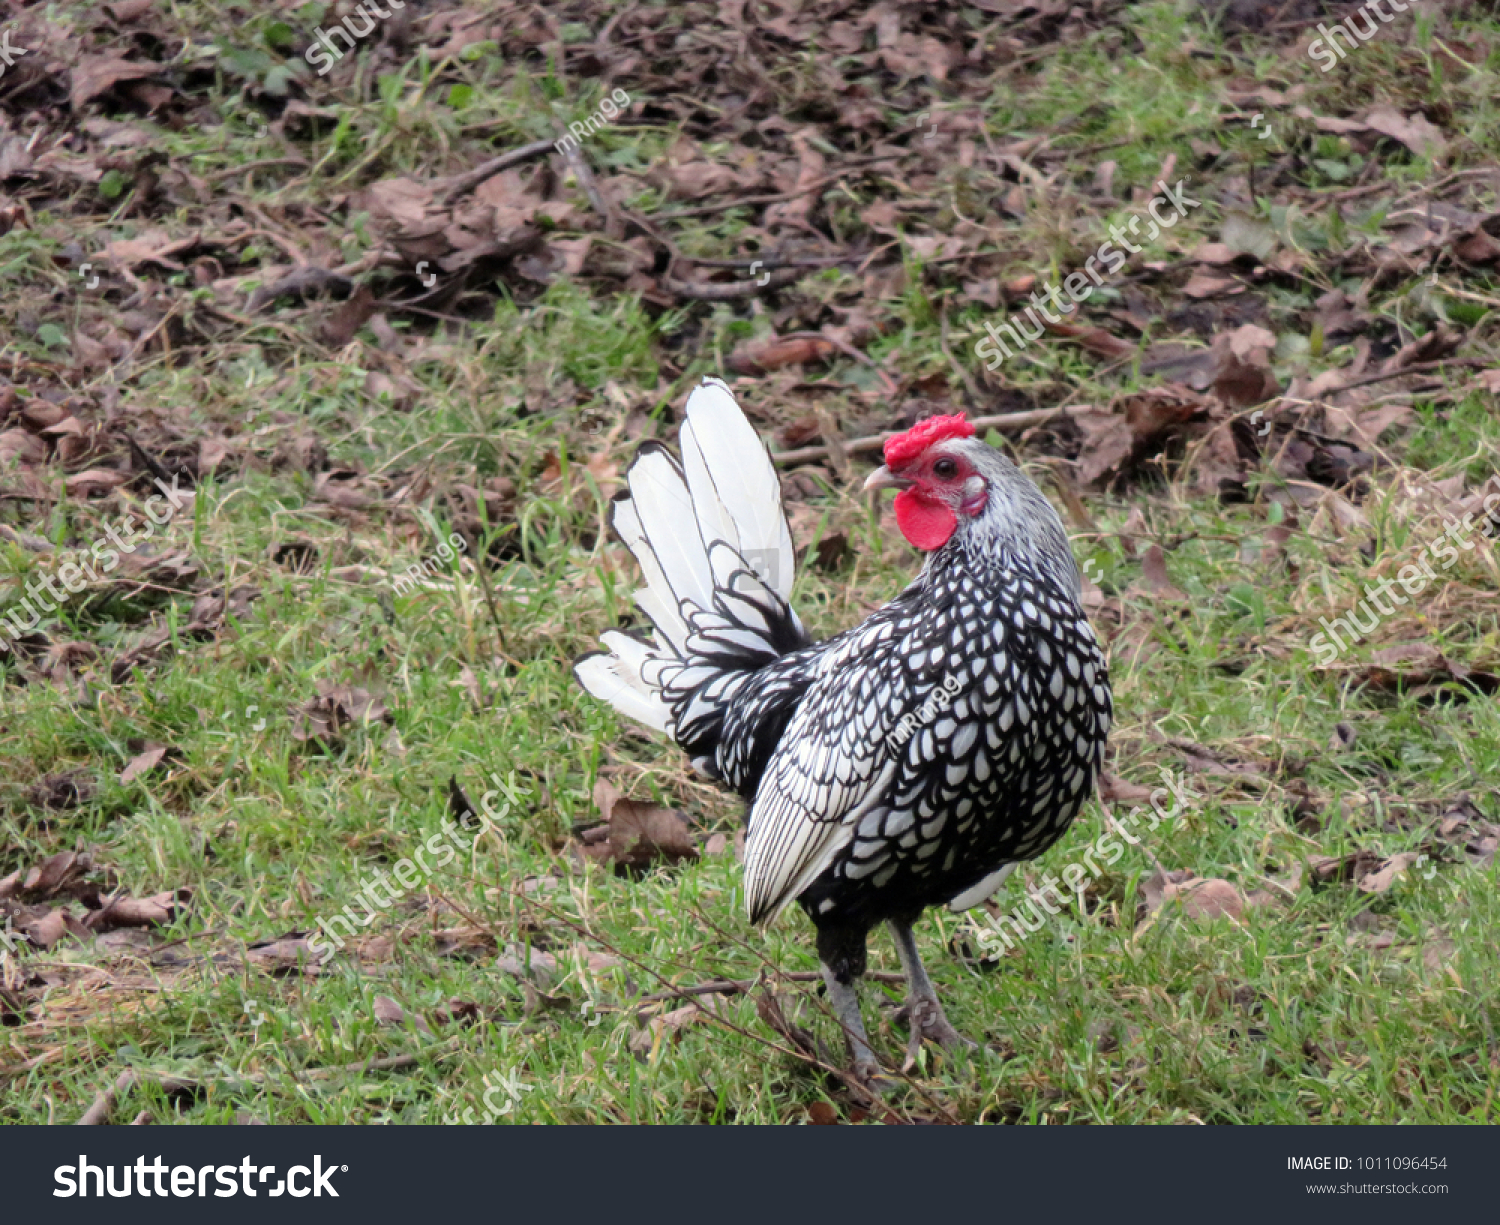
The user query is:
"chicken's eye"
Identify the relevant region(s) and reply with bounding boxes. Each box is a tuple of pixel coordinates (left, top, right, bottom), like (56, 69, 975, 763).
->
(932, 457, 958, 479)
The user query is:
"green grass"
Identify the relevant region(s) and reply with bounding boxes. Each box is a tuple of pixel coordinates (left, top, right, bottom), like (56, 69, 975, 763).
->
(1, 0, 1498, 1124)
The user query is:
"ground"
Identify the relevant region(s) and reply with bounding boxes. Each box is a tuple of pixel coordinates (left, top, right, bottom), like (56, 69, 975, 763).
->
(0, 0, 1497, 1124)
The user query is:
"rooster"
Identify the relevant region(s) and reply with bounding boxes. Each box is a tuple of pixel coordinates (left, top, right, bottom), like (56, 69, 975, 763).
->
(575, 379, 1111, 1078)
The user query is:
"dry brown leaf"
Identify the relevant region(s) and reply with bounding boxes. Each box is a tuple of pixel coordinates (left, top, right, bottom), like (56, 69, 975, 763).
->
(1175, 879, 1246, 920)
(1073, 386, 1209, 487)
(1380, 325, 1465, 374)
(628, 996, 726, 1055)
(246, 934, 319, 971)
(728, 335, 836, 375)
(85, 888, 191, 930)
(1351, 645, 1500, 698)
(312, 470, 376, 510)
(1211, 324, 1280, 409)
(1363, 107, 1447, 161)
(17, 851, 95, 901)
(1142, 868, 1249, 920)
(1182, 270, 1243, 299)
(1097, 773, 1157, 805)
(1044, 320, 1137, 361)
(322, 284, 378, 349)
(369, 994, 435, 1035)
(1421, 930, 1458, 976)
(1356, 852, 1424, 895)
(120, 743, 169, 784)
(581, 779, 699, 872)
(661, 160, 744, 200)
(1451, 224, 1500, 265)
(104, 0, 155, 18)
(1139, 545, 1188, 600)
(496, 945, 558, 984)
(23, 908, 89, 949)
(373, 995, 406, 1025)
(357, 177, 436, 228)
(100, 232, 198, 272)
(1192, 242, 1239, 265)
(64, 468, 129, 497)
(1308, 849, 1384, 887)
(71, 57, 159, 109)
(763, 133, 827, 229)
(292, 683, 392, 744)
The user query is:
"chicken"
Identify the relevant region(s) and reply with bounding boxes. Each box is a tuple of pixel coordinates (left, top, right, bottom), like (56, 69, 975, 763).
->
(575, 379, 1111, 1077)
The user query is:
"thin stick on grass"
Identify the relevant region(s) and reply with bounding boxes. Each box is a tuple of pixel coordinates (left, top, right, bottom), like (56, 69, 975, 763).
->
(77, 1071, 136, 1126)
(203, 156, 312, 184)
(504, 889, 949, 1118)
(772, 404, 1094, 466)
(553, 130, 621, 240)
(631, 969, 906, 1005)
(678, 900, 972, 1120)
(439, 139, 558, 205)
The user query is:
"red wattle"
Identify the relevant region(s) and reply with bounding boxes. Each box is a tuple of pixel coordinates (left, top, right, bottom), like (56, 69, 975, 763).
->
(894, 490, 957, 551)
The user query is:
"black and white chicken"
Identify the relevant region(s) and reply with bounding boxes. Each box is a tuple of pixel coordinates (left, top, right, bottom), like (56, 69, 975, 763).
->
(575, 378, 1111, 1077)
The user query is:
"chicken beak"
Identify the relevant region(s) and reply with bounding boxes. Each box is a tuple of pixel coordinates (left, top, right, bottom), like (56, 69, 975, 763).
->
(862, 465, 912, 492)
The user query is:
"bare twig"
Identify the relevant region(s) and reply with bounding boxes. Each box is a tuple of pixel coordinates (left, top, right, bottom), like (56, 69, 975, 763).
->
(203, 156, 311, 184)
(631, 969, 906, 1006)
(554, 131, 622, 240)
(772, 404, 1095, 466)
(77, 1071, 135, 1125)
(655, 154, 904, 221)
(679, 901, 969, 1122)
(596, 0, 638, 49)
(289, 1050, 452, 1081)
(514, 890, 930, 1116)
(662, 267, 806, 300)
(674, 255, 848, 271)
(1310, 357, 1487, 397)
(247, 266, 354, 313)
(438, 138, 557, 205)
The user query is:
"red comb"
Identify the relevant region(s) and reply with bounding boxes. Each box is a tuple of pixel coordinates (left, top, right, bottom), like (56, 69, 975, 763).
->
(883, 413, 975, 467)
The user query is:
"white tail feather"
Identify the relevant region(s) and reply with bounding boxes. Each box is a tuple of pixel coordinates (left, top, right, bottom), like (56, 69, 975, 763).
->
(681, 378, 795, 600)
(574, 651, 670, 732)
(626, 449, 716, 614)
(612, 497, 691, 653)
(577, 379, 798, 743)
